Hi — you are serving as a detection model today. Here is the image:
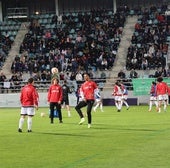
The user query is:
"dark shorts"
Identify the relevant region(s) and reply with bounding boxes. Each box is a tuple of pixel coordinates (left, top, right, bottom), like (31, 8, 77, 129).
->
(62, 97, 69, 105)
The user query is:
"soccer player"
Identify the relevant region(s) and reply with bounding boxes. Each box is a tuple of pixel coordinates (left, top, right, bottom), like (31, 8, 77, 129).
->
(148, 81, 158, 112)
(120, 83, 129, 110)
(75, 73, 97, 128)
(112, 81, 123, 112)
(156, 77, 169, 113)
(93, 88, 104, 112)
(47, 77, 63, 123)
(61, 80, 71, 117)
(18, 78, 39, 133)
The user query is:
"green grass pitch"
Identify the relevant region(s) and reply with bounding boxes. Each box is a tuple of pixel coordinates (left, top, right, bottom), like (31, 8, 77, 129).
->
(0, 105, 170, 168)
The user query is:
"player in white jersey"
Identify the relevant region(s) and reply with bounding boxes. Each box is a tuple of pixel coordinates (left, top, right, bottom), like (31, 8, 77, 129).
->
(93, 88, 104, 112)
(148, 81, 158, 112)
(120, 83, 130, 110)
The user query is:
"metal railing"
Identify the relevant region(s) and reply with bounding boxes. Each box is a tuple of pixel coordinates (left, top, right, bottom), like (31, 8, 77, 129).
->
(0, 78, 109, 93)
(7, 7, 29, 19)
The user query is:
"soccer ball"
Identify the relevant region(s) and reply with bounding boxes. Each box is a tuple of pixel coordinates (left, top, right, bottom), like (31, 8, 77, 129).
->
(40, 112, 46, 117)
(51, 67, 58, 74)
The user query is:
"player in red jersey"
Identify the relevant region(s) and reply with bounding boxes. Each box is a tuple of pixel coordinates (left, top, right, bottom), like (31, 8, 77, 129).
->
(75, 73, 97, 128)
(18, 78, 39, 133)
(47, 77, 63, 123)
(112, 81, 123, 112)
(156, 77, 168, 113)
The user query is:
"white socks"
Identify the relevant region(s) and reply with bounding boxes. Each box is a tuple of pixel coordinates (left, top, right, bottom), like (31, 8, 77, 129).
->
(27, 117, 32, 131)
(19, 117, 24, 129)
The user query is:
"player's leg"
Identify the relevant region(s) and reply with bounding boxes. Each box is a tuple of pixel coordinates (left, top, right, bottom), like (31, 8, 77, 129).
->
(93, 100, 99, 112)
(49, 102, 55, 123)
(75, 101, 87, 124)
(86, 100, 94, 128)
(27, 107, 35, 132)
(56, 103, 63, 123)
(65, 97, 71, 117)
(148, 98, 153, 112)
(99, 101, 104, 112)
(18, 107, 27, 132)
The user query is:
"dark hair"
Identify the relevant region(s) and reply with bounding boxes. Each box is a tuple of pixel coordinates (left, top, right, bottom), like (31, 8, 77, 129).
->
(28, 78, 34, 84)
(115, 80, 121, 86)
(152, 81, 156, 85)
(157, 77, 163, 82)
(83, 73, 90, 77)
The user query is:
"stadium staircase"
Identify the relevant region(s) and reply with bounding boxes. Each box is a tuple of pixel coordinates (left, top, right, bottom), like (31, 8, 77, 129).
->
(2, 22, 29, 78)
(103, 15, 138, 91)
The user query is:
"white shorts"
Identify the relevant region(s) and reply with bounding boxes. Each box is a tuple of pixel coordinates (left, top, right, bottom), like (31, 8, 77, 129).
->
(21, 107, 35, 116)
(114, 95, 122, 101)
(157, 94, 168, 101)
(95, 98, 101, 103)
(122, 95, 128, 100)
(150, 96, 157, 101)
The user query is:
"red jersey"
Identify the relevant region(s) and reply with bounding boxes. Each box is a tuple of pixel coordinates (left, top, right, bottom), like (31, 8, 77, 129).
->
(113, 85, 122, 96)
(47, 84, 63, 103)
(20, 84, 39, 107)
(156, 82, 168, 95)
(80, 80, 97, 100)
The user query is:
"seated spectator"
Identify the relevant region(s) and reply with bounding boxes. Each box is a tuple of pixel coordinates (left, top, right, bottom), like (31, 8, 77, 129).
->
(100, 71, 106, 79)
(70, 72, 76, 81)
(40, 70, 47, 82)
(0, 72, 7, 93)
(45, 30, 51, 39)
(129, 69, 138, 78)
(117, 69, 126, 79)
(131, 56, 138, 69)
(101, 58, 108, 70)
(60, 72, 65, 81)
(75, 71, 83, 81)
(10, 73, 22, 92)
(154, 68, 162, 78)
(141, 58, 148, 70)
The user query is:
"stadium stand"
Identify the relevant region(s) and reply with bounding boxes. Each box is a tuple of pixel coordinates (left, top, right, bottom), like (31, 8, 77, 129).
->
(0, 1, 170, 95)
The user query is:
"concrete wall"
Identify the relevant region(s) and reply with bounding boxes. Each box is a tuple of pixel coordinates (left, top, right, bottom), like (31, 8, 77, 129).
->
(0, 90, 150, 108)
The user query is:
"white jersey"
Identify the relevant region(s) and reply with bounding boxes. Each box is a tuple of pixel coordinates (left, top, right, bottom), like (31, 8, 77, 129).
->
(94, 88, 102, 102)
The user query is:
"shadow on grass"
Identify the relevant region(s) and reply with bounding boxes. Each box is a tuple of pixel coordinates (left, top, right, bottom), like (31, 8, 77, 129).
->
(93, 123, 157, 132)
(34, 131, 92, 137)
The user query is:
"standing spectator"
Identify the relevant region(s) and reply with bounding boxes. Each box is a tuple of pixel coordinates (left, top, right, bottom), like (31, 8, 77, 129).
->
(47, 78, 63, 123)
(75, 73, 97, 128)
(148, 81, 158, 112)
(18, 78, 39, 133)
(61, 80, 71, 117)
(156, 77, 169, 113)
